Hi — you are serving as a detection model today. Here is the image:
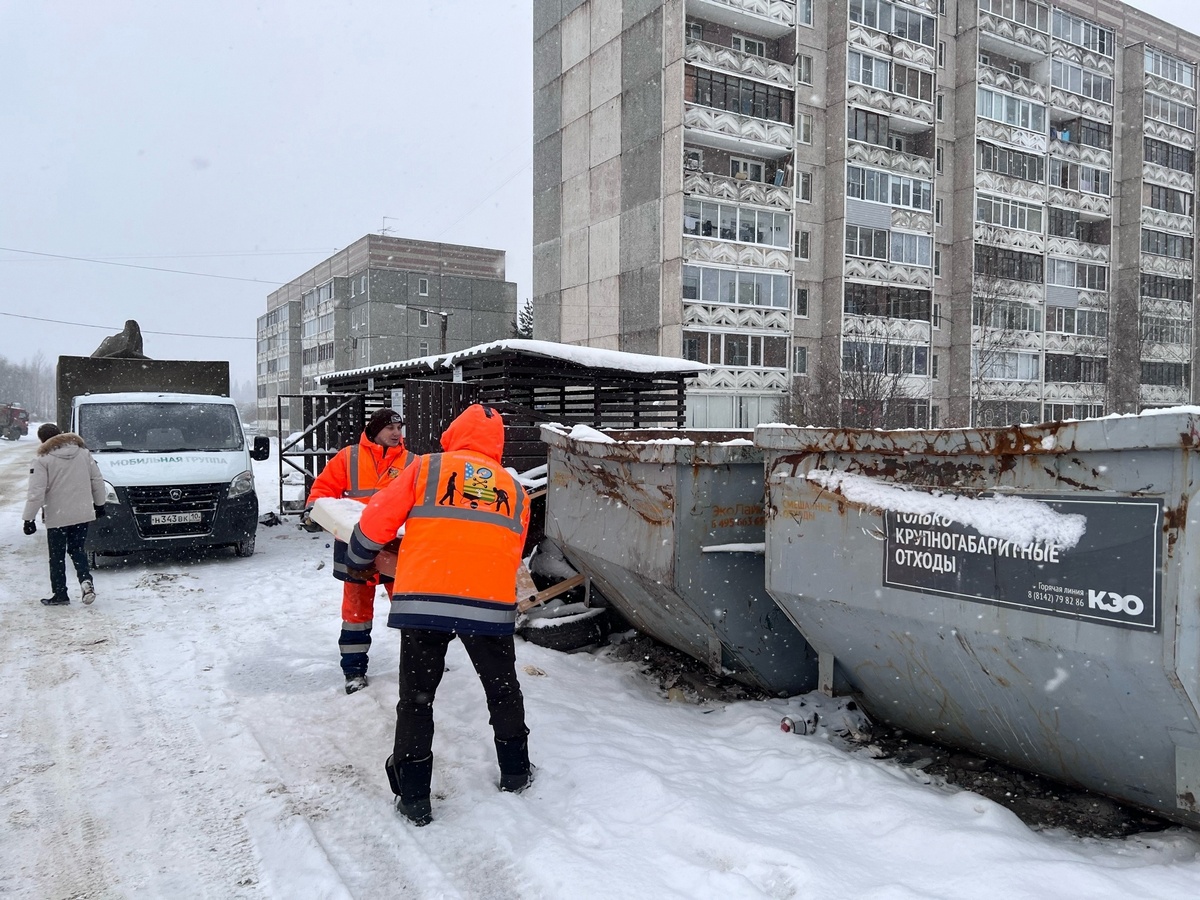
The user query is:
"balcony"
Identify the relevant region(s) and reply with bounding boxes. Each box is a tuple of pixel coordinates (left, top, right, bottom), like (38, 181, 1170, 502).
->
(976, 118, 1047, 155)
(693, 367, 790, 391)
(1045, 236, 1109, 264)
(846, 84, 934, 125)
(848, 24, 937, 70)
(1144, 117, 1197, 151)
(842, 315, 931, 344)
(683, 302, 791, 332)
(686, 0, 795, 38)
(684, 171, 793, 208)
(1047, 186, 1110, 217)
(977, 65, 1047, 104)
(1142, 206, 1194, 235)
(684, 104, 794, 157)
(1143, 161, 1195, 195)
(973, 223, 1043, 254)
(685, 39, 794, 88)
(975, 171, 1047, 204)
(846, 142, 934, 180)
(1047, 88, 1112, 124)
(843, 258, 933, 289)
(684, 236, 792, 270)
(978, 11, 1050, 59)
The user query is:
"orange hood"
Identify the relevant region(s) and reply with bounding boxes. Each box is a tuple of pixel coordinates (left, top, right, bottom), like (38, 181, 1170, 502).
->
(440, 404, 504, 459)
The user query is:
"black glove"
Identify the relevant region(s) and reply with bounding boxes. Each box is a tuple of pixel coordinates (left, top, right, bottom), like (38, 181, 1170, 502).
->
(23, 520, 36, 535)
(301, 507, 323, 533)
(94, 504, 107, 518)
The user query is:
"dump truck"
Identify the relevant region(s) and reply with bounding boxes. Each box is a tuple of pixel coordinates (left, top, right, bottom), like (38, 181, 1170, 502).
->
(57, 355, 270, 562)
(1, 402, 29, 440)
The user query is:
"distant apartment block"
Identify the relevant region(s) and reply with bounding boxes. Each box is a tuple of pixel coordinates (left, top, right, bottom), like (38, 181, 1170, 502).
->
(533, 0, 1200, 428)
(256, 234, 517, 432)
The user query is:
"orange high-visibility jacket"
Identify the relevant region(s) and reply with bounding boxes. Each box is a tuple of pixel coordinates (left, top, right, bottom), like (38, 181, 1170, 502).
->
(307, 431, 415, 582)
(349, 405, 529, 636)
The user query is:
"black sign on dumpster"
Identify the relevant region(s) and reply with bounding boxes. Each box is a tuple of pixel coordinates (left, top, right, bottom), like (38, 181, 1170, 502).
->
(883, 495, 1162, 631)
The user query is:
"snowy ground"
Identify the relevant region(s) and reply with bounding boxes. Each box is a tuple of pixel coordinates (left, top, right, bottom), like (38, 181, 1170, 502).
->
(4, 431, 1200, 899)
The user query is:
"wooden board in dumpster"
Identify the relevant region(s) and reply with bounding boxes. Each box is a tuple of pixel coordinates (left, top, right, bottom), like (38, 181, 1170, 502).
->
(755, 411, 1200, 829)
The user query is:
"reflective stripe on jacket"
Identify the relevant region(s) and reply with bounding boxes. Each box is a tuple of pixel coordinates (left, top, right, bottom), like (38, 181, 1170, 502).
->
(348, 405, 529, 635)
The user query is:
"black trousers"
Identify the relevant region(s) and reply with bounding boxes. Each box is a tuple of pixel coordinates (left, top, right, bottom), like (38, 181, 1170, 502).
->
(393, 628, 527, 763)
(47, 522, 91, 597)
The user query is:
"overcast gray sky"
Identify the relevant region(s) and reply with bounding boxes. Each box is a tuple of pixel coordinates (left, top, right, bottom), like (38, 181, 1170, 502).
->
(0, 1, 1191, 387)
(0, 1, 532, 386)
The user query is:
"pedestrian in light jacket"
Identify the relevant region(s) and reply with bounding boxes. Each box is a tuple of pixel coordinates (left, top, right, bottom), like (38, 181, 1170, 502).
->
(22, 423, 107, 606)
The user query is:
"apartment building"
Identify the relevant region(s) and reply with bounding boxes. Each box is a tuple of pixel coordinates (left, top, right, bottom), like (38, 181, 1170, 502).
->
(256, 234, 517, 432)
(533, 0, 1200, 428)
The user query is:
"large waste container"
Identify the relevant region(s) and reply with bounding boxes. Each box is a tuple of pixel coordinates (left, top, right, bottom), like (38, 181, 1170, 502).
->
(757, 411, 1200, 827)
(542, 425, 818, 696)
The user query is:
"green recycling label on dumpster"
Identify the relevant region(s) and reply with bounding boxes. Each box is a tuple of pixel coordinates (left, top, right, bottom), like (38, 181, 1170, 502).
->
(883, 496, 1163, 631)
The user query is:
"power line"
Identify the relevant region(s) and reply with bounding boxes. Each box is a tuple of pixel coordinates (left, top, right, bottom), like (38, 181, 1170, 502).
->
(0, 248, 336, 262)
(0, 246, 289, 284)
(0, 311, 254, 341)
(434, 160, 531, 242)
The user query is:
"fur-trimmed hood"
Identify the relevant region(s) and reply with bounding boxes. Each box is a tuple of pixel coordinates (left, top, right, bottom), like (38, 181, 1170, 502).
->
(38, 432, 88, 456)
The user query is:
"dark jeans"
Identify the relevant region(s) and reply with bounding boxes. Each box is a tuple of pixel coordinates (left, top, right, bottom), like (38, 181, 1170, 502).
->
(47, 522, 91, 598)
(394, 628, 527, 762)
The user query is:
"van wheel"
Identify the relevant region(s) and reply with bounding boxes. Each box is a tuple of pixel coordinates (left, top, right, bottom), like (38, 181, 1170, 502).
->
(234, 535, 256, 558)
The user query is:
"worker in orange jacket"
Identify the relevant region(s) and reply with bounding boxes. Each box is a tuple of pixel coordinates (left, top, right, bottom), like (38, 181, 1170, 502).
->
(304, 408, 415, 694)
(347, 404, 531, 826)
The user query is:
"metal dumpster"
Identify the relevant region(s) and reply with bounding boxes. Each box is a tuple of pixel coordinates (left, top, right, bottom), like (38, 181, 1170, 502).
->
(542, 425, 818, 697)
(757, 411, 1200, 827)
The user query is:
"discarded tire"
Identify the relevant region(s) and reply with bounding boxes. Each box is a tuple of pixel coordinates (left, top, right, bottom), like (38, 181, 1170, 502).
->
(519, 604, 608, 652)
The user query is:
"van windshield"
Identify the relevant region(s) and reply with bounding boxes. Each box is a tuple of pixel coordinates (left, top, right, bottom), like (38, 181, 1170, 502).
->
(78, 403, 246, 453)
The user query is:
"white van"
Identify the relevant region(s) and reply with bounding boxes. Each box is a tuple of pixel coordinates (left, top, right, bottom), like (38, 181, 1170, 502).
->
(73, 392, 270, 562)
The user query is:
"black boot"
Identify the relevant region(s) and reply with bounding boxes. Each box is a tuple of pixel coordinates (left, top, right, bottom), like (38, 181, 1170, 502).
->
(385, 754, 433, 826)
(495, 734, 532, 793)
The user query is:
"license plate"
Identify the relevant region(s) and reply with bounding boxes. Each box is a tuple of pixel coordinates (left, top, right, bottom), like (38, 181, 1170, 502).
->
(150, 512, 203, 525)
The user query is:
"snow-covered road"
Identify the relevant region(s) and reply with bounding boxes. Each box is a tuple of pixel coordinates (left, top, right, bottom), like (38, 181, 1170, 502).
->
(5, 430, 1200, 899)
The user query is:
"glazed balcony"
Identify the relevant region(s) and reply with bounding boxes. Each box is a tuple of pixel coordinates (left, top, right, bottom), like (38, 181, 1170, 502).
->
(687, 0, 795, 38)
(685, 39, 795, 88)
(684, 171, 794, 209)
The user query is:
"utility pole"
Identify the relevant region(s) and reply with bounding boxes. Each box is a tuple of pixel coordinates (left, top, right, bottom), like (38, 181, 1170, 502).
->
(413, 307, 453, 354)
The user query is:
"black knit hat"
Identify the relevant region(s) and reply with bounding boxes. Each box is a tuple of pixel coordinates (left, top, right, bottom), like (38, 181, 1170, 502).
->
(365, 408, 403, 442)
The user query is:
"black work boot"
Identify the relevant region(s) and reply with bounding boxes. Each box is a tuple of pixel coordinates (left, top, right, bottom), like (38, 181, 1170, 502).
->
(495, 734, 532, 793)
(385, 754, 433, 826)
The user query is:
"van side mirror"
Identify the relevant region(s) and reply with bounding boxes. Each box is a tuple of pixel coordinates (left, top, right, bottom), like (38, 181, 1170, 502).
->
(251, 435, 271, 461)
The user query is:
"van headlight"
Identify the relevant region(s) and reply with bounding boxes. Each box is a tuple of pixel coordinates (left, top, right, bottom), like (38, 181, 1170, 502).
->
(103, 481, 120, 505)
(228, 470, 255, 498)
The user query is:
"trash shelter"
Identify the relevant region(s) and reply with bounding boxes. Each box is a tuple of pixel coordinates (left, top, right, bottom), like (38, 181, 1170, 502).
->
(543, 424, 818, 697)
(756, 411, 1200, 828)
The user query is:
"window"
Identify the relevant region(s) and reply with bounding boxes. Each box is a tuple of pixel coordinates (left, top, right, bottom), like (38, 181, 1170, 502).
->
(1051, 59, 1113, 103)
(1047, 208, 1108, 245)
(974, 245, 1043, 282)
(799, 0, 813, 27)
(848, 50, 891, 90)
(685, 21, 704, 41)
(1047, 306, 1108, 337)
(932, 353, 940, 377)
(976, 141, 1045, 183)
(731, 157, 766, 182)
(419, 309, 430, 326)
(418, 340, 430, 356)
(418, 277, 429, 296)
(687, 68, 794, 123)
(844, 282, 931, 320)
(934, 249, 941, 277)
(935, 147, 943, 173)
(1142, 361, 1190, 386)
(1144, 137, 1195, 174)
(797, 231, 811, 260)
(1146, 92, 1197, 131)
(935, 198, 942, 225)
(1045, 354, 1107, 384)
(1142, 314, 1191, 344)
(889, 231, 933, 267)
(682, 331, 789, 369)
(976, 193, 1042, 232)
(1146, 48, 1196, 89)
(799, 172, 812, 202)
(798, 54, 813, 85)
(892, 61, 934, 102)
(938, 41, 945, 68)
(974, 350, 1041, 381)
(682, 264, 792, 308)
(1142, 273, 1193, 301)
(932, 303, 941, 328)
(979, 0, 1050, 32)
(846, 165, 932, 210)
(936, 94, 943, 121)
(1147, 184, 1192, 216)
(1142, 228, 1194, 260)
(848, 108, 891, 147)
(793, 346, 809, 375)
(1049, 159, 1110, 196)
(683, 198, 791, 246)
(795, 287, 810, 317)
(843, 340, 929, 375)
(1051, 9, 1113, 57)
(732, 35, 765, 57)
(977, 87, 1046, 132)
(846, 224, 889, 260)
(798, 113, 813, 144)
(973, 297, 1043, 332)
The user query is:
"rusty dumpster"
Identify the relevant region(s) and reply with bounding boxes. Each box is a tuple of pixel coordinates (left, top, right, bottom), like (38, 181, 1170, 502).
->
(757, 411, 1200, 827)
(542, 424, 818, 697)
